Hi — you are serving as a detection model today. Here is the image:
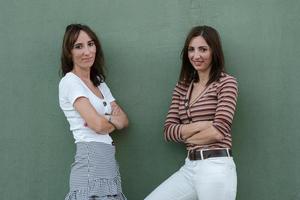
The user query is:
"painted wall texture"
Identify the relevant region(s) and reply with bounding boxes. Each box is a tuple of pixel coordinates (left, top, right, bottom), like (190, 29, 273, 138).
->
(0, 0, 299, 199)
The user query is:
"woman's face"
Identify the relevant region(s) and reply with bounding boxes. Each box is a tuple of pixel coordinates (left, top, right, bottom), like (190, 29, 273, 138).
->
(188, 36, 212, 73)
(71, 30, 96, 70)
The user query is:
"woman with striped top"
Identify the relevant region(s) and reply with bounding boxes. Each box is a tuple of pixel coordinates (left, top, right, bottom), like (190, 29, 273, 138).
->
(145, 26, 238, 200)
(59, 24, 128, 200)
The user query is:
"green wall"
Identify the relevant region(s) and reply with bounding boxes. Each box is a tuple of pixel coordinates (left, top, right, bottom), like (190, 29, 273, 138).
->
(1, 0, 300, 199)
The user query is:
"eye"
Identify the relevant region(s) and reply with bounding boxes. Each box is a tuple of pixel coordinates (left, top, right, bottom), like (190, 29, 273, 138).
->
(188, 47, 194, 52)
(88, 41, 95, 47)
(199, 47, 208, 52)
(73, 44, 82, 49)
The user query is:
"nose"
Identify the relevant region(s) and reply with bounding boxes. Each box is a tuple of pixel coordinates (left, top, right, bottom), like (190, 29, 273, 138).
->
(194, 50, 202, 59)
(83, 46, 92, 55)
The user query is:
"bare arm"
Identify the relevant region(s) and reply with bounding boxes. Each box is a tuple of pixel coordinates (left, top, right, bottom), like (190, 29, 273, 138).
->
(108, 101, 129, 130)
(185, 125, 224, 145)
(74, 97, 115, 134)
(180, 121, 212, 140)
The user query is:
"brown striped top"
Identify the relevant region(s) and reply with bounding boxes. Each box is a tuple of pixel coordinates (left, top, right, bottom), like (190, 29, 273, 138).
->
(164, 73, 238, 150)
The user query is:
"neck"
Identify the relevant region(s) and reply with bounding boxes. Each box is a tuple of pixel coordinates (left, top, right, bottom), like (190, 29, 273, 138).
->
(197, 70, 210, 85)
(72, 67, 90, 81)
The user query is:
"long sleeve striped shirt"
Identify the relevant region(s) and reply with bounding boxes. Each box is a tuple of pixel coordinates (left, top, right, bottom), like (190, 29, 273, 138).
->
(164, 73, 238, 150)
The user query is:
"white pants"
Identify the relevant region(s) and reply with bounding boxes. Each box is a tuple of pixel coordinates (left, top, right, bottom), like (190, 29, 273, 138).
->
(145, 157, 237, 200)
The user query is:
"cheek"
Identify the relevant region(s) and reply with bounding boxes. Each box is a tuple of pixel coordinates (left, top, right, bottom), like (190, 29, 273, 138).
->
(188, 52, 193, 61)
(72, 54, 82, 64)
(205, 53, 212, 62)
(71, 51, 79, 59)
(90, 51, 96, 59)
(72, 54, 79, 61)
(91, 47, 97, 54)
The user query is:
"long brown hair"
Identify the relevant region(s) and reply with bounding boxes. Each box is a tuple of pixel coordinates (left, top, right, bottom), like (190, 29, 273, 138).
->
(60, 24, 105, 86)
(179, 25, 225, 85)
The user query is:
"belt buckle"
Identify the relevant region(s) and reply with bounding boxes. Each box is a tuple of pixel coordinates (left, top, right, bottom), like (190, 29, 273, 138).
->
(189, 150, 195, 160)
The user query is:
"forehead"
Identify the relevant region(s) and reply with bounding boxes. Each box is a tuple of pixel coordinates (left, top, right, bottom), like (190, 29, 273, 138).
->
(189, 36, 209, 47)
(75, 30, 93, 43)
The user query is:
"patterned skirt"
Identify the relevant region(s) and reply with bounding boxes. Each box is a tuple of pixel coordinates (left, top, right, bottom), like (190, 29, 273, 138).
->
(65, 142, 126, 200)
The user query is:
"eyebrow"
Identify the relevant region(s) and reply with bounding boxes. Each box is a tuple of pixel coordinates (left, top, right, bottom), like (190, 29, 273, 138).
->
(188, 45, 209, 49)
(74, 40, 94, 45)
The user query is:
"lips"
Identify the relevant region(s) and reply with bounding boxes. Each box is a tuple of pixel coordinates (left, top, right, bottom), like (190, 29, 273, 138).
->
(82, 57, 94, 62)
(193, 61, 204, 66)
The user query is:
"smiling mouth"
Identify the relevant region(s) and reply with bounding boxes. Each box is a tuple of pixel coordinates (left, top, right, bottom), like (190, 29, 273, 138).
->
(193, 61, 204, 65)
(82, 58, 94, 62)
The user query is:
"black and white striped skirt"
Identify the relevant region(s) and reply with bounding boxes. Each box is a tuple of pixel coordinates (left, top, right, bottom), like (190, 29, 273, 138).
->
(65, 142, 126, 200)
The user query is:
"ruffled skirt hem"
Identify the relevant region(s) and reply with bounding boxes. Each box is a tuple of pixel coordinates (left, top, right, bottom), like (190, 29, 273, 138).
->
(65, 176, 127, 200)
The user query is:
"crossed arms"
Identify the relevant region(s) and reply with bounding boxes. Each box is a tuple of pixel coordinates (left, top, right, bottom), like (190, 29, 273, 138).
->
(74, 97, 129, 134)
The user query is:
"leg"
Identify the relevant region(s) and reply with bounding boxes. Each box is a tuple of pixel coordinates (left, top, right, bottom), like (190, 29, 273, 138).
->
(145, 162, 197, 200)
(194, 157, 237, 200)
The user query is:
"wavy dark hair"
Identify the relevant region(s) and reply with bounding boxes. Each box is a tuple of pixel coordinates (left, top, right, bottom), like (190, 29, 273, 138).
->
(179, 25, 225, 85)
(60, 24, 105, 86)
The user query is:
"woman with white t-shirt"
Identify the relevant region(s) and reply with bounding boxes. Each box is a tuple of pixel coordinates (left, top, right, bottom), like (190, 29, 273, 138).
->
(59, 24, 128, 200)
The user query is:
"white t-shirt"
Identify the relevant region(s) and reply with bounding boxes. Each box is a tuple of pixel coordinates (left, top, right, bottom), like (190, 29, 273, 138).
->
(59, 72, 115, 144)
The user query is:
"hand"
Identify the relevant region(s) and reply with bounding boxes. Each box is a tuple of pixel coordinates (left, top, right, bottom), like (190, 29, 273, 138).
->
(181, 120, 213, 141)
(110, 115, 125, 130)
(198, 121, 212, 129)
(185, 132, 203, 144)
(111, 103, 121, 115)
(186, 126, 224, 145)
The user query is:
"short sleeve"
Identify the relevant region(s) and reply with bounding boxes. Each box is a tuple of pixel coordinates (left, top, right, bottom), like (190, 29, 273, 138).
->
(59, 77, 89, 106)
(100, 82, 115, 103)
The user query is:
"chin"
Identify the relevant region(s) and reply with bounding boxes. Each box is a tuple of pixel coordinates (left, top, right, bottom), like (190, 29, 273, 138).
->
(83, 63, 94, 68)
(194, 66, 205, 71)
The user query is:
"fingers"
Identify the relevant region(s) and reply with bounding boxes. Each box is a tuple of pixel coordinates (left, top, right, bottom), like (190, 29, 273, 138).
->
(112, 106, 121, 115)
(111, 103, 121, 115)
